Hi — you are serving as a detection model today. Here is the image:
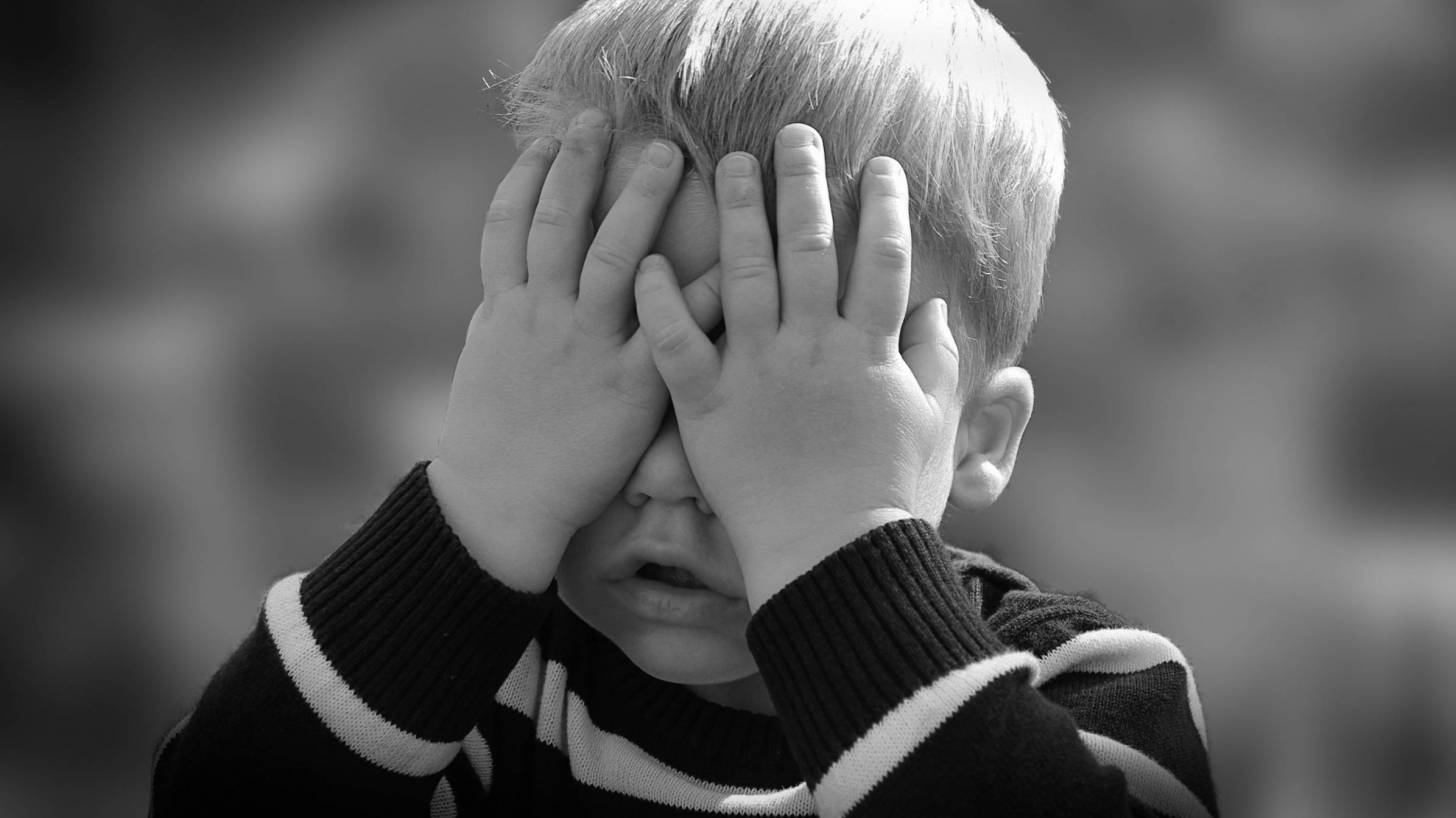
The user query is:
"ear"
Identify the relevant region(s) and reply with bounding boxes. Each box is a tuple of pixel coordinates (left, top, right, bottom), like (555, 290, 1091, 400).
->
(947, 367, 1034, 513)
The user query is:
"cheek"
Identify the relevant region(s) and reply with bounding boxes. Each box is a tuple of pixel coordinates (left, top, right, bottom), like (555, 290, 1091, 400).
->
(560, 502, 631, 573)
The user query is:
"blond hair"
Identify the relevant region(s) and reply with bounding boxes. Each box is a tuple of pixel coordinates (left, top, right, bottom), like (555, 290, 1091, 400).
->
(503, 0, 1065, 397)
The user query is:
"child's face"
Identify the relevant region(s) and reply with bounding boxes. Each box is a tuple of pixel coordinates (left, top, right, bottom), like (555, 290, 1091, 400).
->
(553, 134, 951, 710)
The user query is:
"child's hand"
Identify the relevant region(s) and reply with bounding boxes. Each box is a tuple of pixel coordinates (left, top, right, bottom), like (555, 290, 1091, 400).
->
(431, 110, 722, 591)
(634, 124, 962, 609)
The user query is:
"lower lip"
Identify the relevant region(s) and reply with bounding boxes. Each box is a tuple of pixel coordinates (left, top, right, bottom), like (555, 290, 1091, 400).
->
(609, 577, 747, 626)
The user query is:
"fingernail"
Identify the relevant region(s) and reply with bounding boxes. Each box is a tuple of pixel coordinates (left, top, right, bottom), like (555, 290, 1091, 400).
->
(721, 153, 756, 177)
(533, 136, 559, 157)
(574, 108, 608, 130)
(645, 140, 677, 168)
(868, 156, 901, 177)
(778, 124, 817, 148)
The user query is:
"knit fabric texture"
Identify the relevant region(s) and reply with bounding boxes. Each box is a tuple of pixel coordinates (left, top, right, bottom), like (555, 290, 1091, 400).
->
(152, 464, 1218, 817)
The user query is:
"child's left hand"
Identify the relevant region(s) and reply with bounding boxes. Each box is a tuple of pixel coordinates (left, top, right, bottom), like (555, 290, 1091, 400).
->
(634, 124, 962, 610)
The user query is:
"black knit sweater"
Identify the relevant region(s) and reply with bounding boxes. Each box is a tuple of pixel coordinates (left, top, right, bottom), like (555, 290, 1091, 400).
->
(152, 464, 1218, 816)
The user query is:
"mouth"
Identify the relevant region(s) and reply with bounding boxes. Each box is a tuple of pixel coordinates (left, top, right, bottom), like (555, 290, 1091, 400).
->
(612, 537, 740, 598)
(605, 536, 747, 624)
(610, 567, 747, 625)
(633, 562, 711, 591)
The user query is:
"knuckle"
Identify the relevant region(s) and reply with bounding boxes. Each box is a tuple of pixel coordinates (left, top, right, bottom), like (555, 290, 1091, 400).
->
(586, 241, 635, 272)
(484, 200, 524, 227)
(722, 255, 778, 282)
(531, 201, 577, 230)
(785, 230, 836, 255)
(868, 234, 912, 266)
(650, 318, 696, 356)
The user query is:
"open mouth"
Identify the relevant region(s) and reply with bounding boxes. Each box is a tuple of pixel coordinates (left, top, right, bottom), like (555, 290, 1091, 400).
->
(634, 562, 710, 591)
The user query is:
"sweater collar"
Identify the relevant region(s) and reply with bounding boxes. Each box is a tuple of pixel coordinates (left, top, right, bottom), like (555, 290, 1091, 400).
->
(552, 603, 803, 789)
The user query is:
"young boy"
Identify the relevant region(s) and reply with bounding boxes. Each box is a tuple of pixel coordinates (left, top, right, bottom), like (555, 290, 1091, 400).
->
(153, 1, 1218, 815)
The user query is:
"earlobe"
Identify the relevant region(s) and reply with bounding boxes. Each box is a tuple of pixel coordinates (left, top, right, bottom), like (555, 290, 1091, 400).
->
(947, 367, 1034, 513)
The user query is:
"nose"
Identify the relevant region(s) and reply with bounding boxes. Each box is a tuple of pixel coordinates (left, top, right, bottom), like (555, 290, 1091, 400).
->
(623, 408, 713, 515)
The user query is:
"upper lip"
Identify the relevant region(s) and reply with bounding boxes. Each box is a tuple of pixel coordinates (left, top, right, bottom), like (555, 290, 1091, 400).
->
(613, 538, 739, 598)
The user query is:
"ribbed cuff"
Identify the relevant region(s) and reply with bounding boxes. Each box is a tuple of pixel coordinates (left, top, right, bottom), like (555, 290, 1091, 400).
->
(745, 518, 1008, 782)
(298, 463, 557, 741)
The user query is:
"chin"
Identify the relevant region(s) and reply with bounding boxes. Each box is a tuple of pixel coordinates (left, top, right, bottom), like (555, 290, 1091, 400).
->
(612, 625, 760, 686)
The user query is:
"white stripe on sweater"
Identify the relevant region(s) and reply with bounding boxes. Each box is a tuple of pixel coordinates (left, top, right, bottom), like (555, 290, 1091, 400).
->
(496, 640, 543, 721)
(428, 776, 455, 818)
(1079, 730, 1214, 818)
(809, 651, 1040, 818)
(462, 729, 492, 794)
(264, 573, 460, 776)
(1035, 628, 1208, 746)
(494, 642, 815, 814)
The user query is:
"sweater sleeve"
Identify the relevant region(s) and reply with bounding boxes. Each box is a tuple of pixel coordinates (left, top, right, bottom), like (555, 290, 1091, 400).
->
(745, 518, 1218, 818)
(150, 463, 557, 816)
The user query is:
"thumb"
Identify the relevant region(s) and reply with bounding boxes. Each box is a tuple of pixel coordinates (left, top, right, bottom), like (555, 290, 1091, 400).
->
(899, 298, 960, 406)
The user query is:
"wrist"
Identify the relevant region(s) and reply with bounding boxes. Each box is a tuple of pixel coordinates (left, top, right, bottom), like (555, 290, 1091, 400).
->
(733, 507, 916, 611)
(426, 459, 573, 593)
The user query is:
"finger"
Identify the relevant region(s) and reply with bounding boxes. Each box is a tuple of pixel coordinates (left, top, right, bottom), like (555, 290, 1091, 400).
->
(480, 136, 559, 293)
(774, 124, 840, 329)
(900, 298, 960, 407)
(715, 152, 779, 348)
(843, 157, 913, 341)
(680, 263, 725, 337)
(621, 263, 724, 388)
(635, 255, 721, 409)
(526, 108, 613, 299)
(576, 139, 684, 338)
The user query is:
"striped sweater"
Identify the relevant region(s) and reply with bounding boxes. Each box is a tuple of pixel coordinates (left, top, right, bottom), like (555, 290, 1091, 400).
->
(151, 464, 1218, 816)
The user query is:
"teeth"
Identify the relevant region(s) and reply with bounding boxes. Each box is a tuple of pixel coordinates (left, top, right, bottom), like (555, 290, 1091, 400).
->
(638, 562, 708, 590)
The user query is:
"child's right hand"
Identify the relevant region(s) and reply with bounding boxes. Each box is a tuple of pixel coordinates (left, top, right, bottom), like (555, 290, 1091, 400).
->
(429, 110, 722, 592)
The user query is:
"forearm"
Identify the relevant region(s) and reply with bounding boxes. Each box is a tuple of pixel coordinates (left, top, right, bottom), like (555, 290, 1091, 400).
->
(746, 519, 1217, 818)
(152, 464, 558, 814)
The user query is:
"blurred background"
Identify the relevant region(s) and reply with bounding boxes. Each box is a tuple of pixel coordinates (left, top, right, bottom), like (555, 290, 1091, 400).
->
(2, 0, 1453, 814)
